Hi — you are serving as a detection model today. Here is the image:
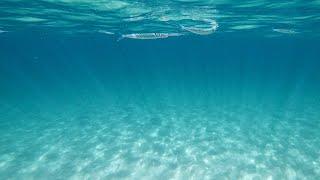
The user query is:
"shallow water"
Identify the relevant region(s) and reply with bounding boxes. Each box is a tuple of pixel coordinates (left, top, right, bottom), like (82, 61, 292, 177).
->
(1, 1, 320, 180)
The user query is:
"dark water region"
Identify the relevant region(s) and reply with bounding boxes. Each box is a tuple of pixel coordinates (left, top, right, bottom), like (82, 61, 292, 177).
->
(1, 32, 319, 105)
(0, 31, 320, 179)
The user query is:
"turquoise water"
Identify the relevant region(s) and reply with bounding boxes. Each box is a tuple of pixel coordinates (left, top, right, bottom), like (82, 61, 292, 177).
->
(1, 1, 320, 179)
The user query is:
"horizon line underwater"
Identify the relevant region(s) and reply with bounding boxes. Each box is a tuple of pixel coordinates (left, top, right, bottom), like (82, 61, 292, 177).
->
(0, 0, 320, 179)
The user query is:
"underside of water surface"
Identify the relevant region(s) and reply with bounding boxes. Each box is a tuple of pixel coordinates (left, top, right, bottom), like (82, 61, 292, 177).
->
(1, 0, 320, 180)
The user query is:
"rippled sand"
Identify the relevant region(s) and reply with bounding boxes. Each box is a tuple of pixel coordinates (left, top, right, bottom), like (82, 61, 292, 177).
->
(1, 100, 319, 179)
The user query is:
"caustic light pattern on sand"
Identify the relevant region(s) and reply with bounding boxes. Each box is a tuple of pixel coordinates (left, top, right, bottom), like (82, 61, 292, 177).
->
(1, 103, 320, 179)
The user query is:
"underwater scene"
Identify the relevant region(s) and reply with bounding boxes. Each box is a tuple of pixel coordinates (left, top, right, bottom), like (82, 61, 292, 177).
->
(1, 0, 320, 179)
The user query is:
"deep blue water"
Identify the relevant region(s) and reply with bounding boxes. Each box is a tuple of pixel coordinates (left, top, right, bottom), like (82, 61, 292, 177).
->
(1, 0, 320, 179)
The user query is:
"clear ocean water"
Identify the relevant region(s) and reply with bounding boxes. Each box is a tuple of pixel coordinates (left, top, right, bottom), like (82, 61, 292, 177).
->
(1, 0, 320, 179)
